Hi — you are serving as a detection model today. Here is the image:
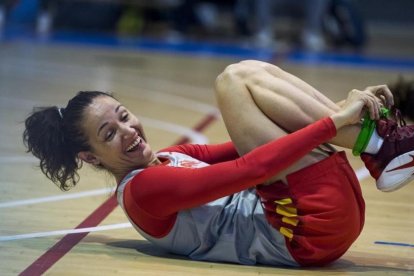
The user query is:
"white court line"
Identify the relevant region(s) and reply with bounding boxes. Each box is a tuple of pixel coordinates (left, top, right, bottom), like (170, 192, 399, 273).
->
(0, 223, 132, 242)
(0, 167, 372, 241)
(0, 167, 371, 209)
(0, 58, 220, 241)
(0, 156, 37, 163)
(0, 187, 115, 208)
(355, 167, 370, 181)
(128, 90, 219, 115)
(0, 58, 214, 103)
(0, 90, 220, 116)
(140, 117, 209, 144)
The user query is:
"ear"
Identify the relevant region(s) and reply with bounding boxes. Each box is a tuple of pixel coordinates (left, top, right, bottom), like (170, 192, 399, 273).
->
(78, 151, 100, 165)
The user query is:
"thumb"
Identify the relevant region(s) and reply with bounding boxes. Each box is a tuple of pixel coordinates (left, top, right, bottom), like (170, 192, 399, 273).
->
(341, 100, 365, 125)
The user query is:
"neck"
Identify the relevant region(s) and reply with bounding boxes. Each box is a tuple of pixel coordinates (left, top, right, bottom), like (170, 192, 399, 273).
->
(114, 156, 162, 184)
(147, 157, 162, 167)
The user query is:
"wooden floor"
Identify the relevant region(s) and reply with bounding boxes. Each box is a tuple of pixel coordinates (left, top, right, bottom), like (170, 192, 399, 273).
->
(0, 40, 413, 275)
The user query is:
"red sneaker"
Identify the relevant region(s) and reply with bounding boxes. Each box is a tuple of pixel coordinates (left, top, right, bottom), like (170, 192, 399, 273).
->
(361, 111, 414, 192)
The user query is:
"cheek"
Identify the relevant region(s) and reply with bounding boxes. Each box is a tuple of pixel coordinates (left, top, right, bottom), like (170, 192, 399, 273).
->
(131, 117, 142, 130)
(92, 138, 121, 157)
(137, 124, 147, 141)
(109, 137, 123, 153)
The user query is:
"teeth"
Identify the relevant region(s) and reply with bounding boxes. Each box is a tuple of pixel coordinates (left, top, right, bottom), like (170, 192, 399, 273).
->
(126, 138, 140, 152)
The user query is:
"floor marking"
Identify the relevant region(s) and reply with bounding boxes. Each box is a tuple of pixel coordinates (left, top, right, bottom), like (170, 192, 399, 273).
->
(0, 156, 37, 163)
(0, 74, 218, 115)
(0, 223, 131, 242)
(175, 112, 218, 145)
(141, 116, 210, 144)
(0, 187, 114, 208)
(355, 167, 370, 181)
(129, 90, 219, 115)
(2, 149, 372, 234)
(375, 241, 414, 248)
(5, 31, 414, 70)
(19, 113, 217, 276)
(19, 195, 119, 276)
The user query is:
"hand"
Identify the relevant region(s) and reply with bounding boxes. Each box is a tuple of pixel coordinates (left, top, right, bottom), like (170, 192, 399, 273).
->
(364, 84, 394, 109)
(330, 85, 394, 129)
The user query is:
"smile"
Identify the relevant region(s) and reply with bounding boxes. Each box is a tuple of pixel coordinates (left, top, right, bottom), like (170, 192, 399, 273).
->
(126, 137, 142, 152)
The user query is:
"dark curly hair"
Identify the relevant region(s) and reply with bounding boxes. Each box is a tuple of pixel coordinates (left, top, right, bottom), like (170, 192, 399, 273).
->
(23, 91, 113, 191)
(389, 77, 414, 121)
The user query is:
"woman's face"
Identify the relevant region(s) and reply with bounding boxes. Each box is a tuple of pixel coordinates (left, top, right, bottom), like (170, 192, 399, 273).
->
(79, 96, 157, 178)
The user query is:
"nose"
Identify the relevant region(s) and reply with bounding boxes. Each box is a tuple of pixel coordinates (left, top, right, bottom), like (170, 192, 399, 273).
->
(120, 123, 135, 139)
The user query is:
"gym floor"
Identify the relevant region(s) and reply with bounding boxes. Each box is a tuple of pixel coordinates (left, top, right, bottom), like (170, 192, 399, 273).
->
(0, 24, 413, 275)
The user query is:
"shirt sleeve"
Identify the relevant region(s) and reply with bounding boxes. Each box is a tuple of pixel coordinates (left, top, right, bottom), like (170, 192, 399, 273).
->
(127, 117, 337, 220)
(159, 142, 240, 164)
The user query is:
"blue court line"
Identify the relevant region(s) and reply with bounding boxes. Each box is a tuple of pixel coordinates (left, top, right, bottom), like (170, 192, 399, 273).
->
(288, 50, 414, 71)
(375, 241, 414, 248)
(3, 28, 274, 61)
(52, 31, 275, 60)
(2, 27, 414, 70)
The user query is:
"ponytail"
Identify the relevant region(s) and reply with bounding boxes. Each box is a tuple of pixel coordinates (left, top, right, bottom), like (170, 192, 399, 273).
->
(23, 91, 112, 191)
(390, 77, 414, 121)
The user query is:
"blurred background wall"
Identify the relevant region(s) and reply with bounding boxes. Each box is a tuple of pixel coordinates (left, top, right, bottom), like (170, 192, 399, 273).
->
(1, 0, 413, 55)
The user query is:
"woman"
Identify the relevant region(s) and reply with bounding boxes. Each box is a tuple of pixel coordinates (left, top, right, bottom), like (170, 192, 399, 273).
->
(23, 60, 412, 267)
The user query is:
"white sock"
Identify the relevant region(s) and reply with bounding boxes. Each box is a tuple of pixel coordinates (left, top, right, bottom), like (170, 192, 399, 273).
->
(364, 129, 384, 154)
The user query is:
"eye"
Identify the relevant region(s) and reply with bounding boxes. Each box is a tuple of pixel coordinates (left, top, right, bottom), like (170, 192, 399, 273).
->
(105, 129, 115, 141)
(121, 112, 129, 122)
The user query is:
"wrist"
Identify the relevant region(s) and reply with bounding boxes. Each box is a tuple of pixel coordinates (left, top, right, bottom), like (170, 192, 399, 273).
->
(330, 113, 346, 130)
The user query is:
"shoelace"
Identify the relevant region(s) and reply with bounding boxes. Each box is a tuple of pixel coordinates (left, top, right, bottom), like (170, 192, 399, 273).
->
(394, 109, 407, 127)
(383, 109, 414, 141)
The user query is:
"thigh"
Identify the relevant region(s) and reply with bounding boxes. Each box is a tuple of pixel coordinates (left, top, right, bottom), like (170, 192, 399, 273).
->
(215, 62, 334, 153)
(216, 60, 359, 155)
(240, 60, 340, 111)
(215, 64, 328, 184)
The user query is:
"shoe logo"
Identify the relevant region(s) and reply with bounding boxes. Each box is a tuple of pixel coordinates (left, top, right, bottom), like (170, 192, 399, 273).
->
(386, 154, 414, 172)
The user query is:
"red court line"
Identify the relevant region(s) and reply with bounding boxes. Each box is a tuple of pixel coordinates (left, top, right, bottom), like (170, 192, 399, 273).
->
(20, 113, 218, 276)
(20, 196, 118, 276)
(175, 113, 218, 145)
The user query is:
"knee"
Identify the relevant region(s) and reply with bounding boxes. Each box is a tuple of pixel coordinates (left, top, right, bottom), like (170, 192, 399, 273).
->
(215, 60, 285, 96)
(239, 60, 286, 78)
(214, 62, 247, 95)
(217, 62, 247, 80)
(215, 60, 263, 88)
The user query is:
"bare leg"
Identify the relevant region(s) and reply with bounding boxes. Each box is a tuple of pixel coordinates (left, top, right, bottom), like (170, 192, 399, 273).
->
(238, 60, 340, 111)
(215, 60, 361, 183)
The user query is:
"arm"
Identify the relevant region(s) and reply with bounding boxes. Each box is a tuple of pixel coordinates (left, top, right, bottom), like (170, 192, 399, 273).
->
(159, 142, 239, 164)
(336, 99, 346, 107)
(129, 117, 336, 218)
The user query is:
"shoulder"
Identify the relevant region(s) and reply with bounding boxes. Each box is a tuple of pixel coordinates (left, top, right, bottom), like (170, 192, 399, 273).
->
(158, 144, 194, 154)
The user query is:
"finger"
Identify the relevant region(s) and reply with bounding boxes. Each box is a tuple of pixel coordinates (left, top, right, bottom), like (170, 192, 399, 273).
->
(374, 84, 394, 108)
(378, 95, 386, 105)
(368, 93, 386, 119)
(364, 97, 375, 120)
(361, 88, 375, 98)
(367, 92, 380, 109)
(368, 97, 380, 120)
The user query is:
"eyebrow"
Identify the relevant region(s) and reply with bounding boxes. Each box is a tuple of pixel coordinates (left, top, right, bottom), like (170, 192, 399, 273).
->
(97, 104, 123, 136)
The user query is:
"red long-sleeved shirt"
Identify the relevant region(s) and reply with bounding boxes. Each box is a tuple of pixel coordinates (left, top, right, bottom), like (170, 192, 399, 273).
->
(122, 117, 337, 237)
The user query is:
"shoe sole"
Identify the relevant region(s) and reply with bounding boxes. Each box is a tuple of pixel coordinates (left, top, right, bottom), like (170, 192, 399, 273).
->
(377, 150, 414, 192)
